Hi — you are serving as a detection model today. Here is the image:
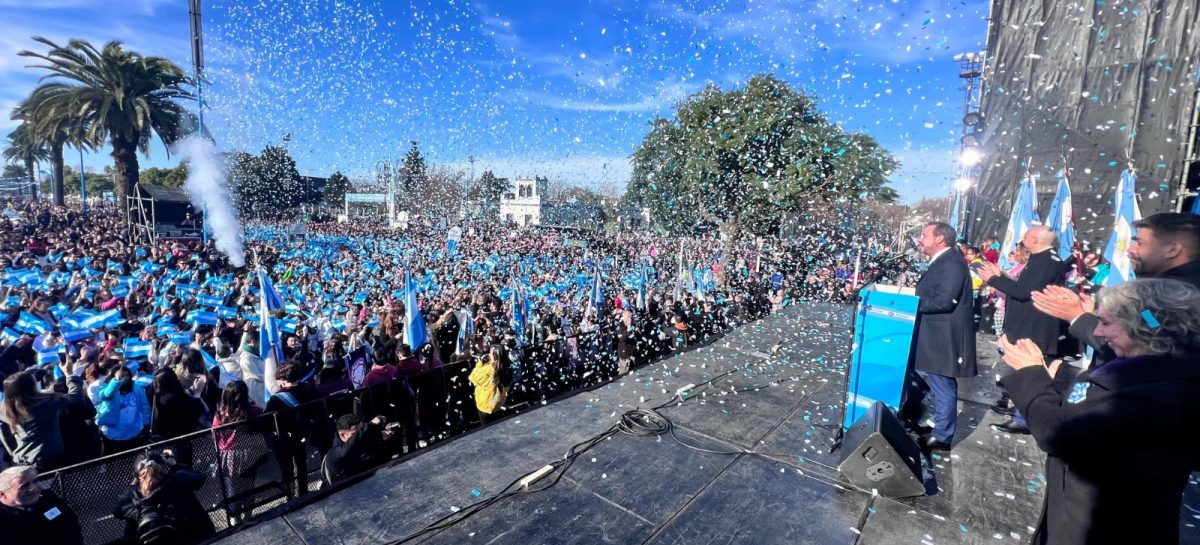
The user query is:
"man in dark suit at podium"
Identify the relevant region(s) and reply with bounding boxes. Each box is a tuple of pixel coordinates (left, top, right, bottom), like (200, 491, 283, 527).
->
(911, 222, 978, 451)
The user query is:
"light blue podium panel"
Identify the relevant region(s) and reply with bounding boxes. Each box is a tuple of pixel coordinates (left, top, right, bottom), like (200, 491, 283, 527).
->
(842, 284, 920, 430)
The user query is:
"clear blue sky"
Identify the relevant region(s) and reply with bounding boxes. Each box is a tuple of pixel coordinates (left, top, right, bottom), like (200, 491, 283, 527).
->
(1, 0, 989, 203)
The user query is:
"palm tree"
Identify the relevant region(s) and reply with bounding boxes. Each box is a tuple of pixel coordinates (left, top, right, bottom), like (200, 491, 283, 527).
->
(2, 123, 49, 199)
(18, 37, 194, 209)
(14, 86, 93, 207)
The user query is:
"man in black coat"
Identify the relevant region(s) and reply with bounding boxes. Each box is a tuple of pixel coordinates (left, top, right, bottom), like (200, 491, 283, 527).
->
(1031, 212, 1200, 365)
(0, 466, 82, 544)
(911, 222, 978, 450)
(978, 225, 1070, 434)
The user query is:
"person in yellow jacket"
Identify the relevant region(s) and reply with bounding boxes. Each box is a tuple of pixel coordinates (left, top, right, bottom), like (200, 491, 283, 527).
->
(470, 347, 508, 424)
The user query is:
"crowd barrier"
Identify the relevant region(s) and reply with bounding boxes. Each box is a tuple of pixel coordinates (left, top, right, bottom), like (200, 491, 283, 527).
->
(35, 317, 714, 545)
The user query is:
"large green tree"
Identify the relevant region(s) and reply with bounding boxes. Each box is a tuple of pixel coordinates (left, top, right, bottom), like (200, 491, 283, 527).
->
(400, 141, 427, 196)
(140, 163, 189, 187)
(2, 124, 48, 199)
(628, 74, 899, 242)
(229, 144, 303, 217)
(18, 37, 195, 209)
(14, 85, 95, 206)
(324, 171, 349, 207)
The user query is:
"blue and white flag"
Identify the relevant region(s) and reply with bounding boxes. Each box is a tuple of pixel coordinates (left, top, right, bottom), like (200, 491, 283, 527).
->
(123, 338, 152, 360)
(258, 268, 285, 401)
(1000, 176, 1041, 270)
(404, 272, 429, 350)
(188, 310, 218, 326)
(454, 307, 475, 356)
(37, 348, 61, 365)
(511, 277, 529, 347)
(948, 190, 962, 235)
(1103, 169, 1141, 287)
(1192, 190, 1200, 215)
(1, 327, 22, 344)
(110, 284, 130, 299)
(79, 309, 118, 330)
(62, 329, 92, 342)
(1046, 170, 1076, 258)
(197, 293, 223, 308)
(588, 265, 604, 322)
(637, 261, 649, 311)
(15, 312, 49, 335)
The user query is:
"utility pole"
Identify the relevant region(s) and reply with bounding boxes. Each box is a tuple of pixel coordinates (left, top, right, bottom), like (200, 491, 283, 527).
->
(188, 0, 208, 242)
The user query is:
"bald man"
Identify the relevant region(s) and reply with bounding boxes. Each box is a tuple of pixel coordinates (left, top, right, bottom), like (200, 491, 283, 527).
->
(978, 225, 1073, 433)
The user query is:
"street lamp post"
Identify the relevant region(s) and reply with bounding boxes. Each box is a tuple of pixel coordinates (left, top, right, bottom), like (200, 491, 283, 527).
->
(79, 147, 87, 213)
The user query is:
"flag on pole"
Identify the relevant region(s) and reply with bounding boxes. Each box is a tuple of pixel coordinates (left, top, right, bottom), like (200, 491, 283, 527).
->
(948, 190, 962, 234)
(1103, 169, 1141, 287)
(404, 272, 429, 350)
(257, 269, 284, 401)
(999, 176, 1041, 270)
(637, 260, 649, 311)
(455, 307, 475, 356)
(589, 265, 604, 322)
(510, 277, 528, 346)
(1046, 170, 1076, 258)
(1191, 191, 1200, 215)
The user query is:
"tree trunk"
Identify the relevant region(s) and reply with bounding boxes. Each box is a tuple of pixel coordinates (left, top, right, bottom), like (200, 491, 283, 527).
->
(51, 142, 64, 207)
(24, 157, 36, 200)
(111, 140, 140, 218)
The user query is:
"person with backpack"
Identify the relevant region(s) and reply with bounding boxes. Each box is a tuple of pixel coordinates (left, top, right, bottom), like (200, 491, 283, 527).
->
(114, 451, 214, 545)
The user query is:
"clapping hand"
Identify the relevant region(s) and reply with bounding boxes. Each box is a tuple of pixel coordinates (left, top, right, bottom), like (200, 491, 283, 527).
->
(1031, 285, 1087, 322)
(998, 335, 1062, 379)
(977, 261, 1001, 282)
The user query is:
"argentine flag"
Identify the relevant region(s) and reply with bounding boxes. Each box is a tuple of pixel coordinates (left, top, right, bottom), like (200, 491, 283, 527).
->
(999, 176, 1040, 270)
(1046, 170, 1076, 258)
(404, 272, 429, 350)
(258, 269, 285, 401)
(1103, 169, 1141, 286)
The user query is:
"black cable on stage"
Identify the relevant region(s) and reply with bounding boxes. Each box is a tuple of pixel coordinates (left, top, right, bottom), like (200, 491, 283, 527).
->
(383, 364, 836, 544)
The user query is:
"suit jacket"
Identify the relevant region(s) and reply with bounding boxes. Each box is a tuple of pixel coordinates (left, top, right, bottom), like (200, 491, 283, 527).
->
(987, 249, 1069, 355)
(913, 249, 977, 378)
(1002, 354, 1200, 545)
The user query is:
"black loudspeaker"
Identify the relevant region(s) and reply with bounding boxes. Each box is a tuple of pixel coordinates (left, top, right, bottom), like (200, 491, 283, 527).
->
(837, 401, 925, 498)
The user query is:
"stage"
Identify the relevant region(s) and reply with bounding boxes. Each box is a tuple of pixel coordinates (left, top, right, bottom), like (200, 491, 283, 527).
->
(212, 302, 1200, 545)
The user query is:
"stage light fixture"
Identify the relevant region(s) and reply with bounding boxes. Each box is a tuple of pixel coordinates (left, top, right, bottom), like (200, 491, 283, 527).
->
(953, 177, 975, 192)
(960, 147, 984, 167)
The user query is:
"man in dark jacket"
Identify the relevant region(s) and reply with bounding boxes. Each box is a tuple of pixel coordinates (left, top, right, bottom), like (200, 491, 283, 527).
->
(0, 466, 83, 544)
(1032, 212, 1200, 364)
(910, 222, 978, 450)
(978, 225, 1072, 433)
(323, 414, 386, 484)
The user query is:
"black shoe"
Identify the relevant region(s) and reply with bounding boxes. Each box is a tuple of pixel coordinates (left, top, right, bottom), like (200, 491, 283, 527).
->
(925, 439, 952, 451)
(907, 424, 934, 436)
(991, 420, 1030, 435)
(990, 403, 1016, 416)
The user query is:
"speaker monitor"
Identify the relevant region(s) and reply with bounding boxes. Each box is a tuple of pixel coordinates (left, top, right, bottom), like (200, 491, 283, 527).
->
(837, 401, 925, 498)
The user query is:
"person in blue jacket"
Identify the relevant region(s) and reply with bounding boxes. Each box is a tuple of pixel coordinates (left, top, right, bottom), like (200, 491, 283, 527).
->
(95, 364, 151, 454)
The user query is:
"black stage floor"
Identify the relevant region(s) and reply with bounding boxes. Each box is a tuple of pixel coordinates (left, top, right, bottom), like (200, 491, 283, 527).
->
(214, 303, 1200, 545)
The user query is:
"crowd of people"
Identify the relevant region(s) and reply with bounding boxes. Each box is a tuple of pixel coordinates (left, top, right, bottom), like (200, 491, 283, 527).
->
(0, 197, 909, 542)
(909, 213, 1200, 545)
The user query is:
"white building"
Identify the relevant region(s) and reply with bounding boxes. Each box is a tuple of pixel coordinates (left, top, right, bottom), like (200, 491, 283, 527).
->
(499, 177, 548, 226)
